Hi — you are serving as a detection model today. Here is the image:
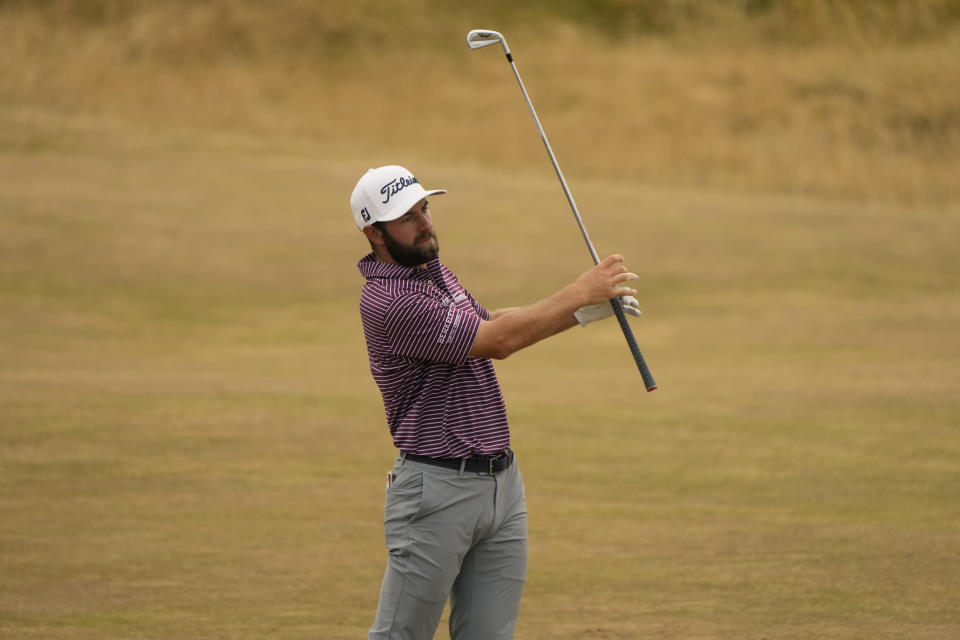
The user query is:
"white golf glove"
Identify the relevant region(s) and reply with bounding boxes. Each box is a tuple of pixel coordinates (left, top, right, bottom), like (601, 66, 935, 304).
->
(574, 296, 642, 327)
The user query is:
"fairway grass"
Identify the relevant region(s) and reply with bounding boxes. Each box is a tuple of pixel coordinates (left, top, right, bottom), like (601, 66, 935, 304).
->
(2, 125, 957, 638)
(2, 4, 959, 635)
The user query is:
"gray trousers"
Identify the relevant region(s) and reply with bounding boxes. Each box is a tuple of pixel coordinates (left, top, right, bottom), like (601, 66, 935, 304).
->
(368, 454, 528, 639)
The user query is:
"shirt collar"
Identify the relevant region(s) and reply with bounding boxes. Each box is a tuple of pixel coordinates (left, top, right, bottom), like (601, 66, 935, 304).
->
(357, 252, 438, 282)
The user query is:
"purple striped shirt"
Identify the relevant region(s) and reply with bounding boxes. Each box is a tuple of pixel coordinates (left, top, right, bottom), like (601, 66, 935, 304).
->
(357, 253, 509, 458)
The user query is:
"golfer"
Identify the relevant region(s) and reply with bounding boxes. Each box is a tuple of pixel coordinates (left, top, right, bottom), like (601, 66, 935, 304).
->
(353, 165, 641, 639)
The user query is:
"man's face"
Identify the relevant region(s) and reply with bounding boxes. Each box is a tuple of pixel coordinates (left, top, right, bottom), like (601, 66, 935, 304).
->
(379, 198, 439, 267)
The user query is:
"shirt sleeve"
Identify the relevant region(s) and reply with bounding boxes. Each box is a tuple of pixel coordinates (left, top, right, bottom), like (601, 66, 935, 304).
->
(466, 290, 491, 321)
(384, 291, 483, 364)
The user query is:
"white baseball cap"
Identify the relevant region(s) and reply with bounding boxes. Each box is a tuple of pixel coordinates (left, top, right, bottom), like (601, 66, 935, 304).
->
(350, 165, 446, 229)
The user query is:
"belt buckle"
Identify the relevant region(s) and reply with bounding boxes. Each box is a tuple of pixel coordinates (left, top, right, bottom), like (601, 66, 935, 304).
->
(488, 449, 509, 474)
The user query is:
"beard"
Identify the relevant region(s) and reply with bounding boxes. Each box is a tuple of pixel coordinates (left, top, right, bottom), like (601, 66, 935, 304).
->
(382, 228, 440, 267)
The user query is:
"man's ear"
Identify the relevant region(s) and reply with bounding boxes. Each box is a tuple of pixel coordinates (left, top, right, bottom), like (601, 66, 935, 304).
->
(362, 225, 383, 246)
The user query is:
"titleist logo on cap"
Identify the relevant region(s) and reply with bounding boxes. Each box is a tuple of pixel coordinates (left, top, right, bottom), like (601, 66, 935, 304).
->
(380, 176, 420, 205)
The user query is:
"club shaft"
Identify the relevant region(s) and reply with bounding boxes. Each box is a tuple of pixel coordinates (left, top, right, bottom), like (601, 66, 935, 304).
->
(506, 57, 600, 265)
(502, 51, 657, 391)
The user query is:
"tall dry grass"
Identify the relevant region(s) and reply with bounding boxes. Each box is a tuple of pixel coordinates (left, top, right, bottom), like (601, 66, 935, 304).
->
(1, 0, 958, 204)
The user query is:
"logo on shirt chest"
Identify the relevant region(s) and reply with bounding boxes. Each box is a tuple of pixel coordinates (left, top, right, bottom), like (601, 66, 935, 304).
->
(437, 291, 467, 306)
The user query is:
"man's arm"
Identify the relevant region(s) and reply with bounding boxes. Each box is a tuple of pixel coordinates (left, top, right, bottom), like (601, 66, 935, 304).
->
(488, 307, 521, 320)
(470, 255, 637, 360)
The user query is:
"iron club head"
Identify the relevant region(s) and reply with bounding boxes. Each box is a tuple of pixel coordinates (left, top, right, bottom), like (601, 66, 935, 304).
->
(466, 29, 509, 54)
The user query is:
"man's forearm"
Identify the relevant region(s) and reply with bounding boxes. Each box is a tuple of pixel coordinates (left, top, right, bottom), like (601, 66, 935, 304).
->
(471, 285, 584, 359)
(469, 254, 638, 360)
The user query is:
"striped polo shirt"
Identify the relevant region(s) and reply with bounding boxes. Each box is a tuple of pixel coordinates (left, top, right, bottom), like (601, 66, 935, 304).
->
(357, 252, 509, 458)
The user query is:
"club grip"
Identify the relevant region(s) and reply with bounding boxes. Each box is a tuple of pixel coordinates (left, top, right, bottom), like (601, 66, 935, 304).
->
(609, 298, 657, 391)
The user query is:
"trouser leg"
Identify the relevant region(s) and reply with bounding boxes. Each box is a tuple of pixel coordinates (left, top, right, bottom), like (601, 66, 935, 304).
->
(449, 463, 528, 640)
(368, 459, 478, 640)
(368, 558, 448, 640)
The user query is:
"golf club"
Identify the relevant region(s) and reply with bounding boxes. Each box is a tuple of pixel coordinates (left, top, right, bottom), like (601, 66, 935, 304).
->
(466, 29, 657, 391)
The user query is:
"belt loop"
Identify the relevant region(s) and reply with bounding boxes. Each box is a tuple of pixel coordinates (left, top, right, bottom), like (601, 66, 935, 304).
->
(399, 451, 407, 466)
(458, 458, 466, 476)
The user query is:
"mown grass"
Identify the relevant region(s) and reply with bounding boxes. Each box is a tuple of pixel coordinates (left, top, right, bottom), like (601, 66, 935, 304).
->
(2, 2, 959, 638)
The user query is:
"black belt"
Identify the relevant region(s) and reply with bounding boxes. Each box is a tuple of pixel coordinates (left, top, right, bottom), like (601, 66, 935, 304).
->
(403, 448, 514, 474)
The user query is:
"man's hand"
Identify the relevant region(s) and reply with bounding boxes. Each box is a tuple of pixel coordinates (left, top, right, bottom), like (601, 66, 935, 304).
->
(570, 255, 641, 327)
(572, 254, 638, 304)
(574, 295, 642, 327)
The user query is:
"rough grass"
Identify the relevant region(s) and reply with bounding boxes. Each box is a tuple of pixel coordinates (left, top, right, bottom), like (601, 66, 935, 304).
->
(2, 1, 959, 203)
(2, 2, 959, 639)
